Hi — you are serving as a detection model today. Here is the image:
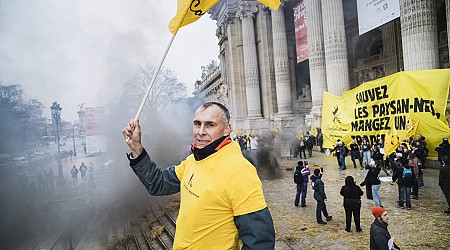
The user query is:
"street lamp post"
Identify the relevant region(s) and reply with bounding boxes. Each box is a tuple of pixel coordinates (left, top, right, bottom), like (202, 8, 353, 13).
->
(51, 102, 64, 183)
(72, 127, 77, 156)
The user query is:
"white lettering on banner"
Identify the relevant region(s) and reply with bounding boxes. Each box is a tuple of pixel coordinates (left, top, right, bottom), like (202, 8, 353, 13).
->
(293, 2, 305, 22)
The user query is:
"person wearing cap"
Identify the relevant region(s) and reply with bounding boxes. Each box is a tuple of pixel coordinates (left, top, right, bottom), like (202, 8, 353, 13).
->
(439, 155, 450, 214)
(370, 206, 400, 250)
(435, 138, 450, 168)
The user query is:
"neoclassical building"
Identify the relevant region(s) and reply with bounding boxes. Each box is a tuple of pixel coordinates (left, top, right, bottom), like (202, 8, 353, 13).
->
(193, 0, 450, 132)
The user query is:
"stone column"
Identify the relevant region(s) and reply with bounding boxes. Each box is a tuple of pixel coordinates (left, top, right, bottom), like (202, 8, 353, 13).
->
(400, 0, 439, 70)
(381, 21, 399, 75)
(271, 5, 293, 115)
(321, 0, 350, 96)
(305, 0, 327, 112)
(446, 0, 450, 62)
(239, 5, 262, 118)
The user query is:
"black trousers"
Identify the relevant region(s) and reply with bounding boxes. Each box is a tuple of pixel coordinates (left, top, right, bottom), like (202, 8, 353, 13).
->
(351, 151, 363, 168)
(307, 147, 313, 157)
(299, 147, 306, 158)
(412, 180, 419, 196)
(316, 198, 329, 222)
(441, 185, 450, 210)
(365, 185, 373, 199)
(344, 206, 361, 231)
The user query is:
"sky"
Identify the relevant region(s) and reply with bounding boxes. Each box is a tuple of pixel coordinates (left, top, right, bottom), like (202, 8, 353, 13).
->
(0, 0, 219, 121)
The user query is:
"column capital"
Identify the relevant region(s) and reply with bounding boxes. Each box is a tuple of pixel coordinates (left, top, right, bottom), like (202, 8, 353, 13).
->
(216, 23, 227, 40)
(238, 4, 258, 19)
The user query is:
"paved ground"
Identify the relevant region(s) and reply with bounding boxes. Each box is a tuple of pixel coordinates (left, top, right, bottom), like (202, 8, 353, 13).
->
(264, 151, 450, 249)
(6, 144, 449, 249)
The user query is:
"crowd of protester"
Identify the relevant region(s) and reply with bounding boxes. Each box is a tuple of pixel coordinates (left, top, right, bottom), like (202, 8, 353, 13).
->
(291, 134, 450, 249)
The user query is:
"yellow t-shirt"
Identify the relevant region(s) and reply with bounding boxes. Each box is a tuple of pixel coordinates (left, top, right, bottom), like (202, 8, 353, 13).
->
(174, 140, 267, 250)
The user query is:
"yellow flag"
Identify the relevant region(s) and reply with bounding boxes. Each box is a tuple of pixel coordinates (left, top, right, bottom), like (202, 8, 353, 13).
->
(384, 131, 391, 158)
(257, 0, 281, 10)
(384, 129, 400, 156)
(168, 0, 219, 34)
(405, 121, 419, 140)
(272, 122, 282, 133)
(389, 135, 400, 156)
(169, 0, 281, 34)
(310, 126, 318, 137)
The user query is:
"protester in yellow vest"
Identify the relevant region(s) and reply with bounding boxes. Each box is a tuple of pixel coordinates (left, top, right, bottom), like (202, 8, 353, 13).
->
(122, 102, 275, 249)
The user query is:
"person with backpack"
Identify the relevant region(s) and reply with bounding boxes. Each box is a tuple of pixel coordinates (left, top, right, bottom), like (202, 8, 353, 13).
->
(299, 161, 310, 207)
(294, 161, 310, 207)
(392, 153, 415, 209)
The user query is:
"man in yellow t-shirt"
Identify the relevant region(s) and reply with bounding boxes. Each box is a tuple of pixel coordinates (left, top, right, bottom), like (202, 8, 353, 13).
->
(122, 102, 275, 249)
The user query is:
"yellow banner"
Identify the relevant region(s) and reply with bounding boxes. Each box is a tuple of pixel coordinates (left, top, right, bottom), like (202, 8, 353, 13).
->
(322, 70, 450, 158)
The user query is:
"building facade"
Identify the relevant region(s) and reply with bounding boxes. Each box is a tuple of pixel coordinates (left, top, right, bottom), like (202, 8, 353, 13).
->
(193, 0, 450, 133)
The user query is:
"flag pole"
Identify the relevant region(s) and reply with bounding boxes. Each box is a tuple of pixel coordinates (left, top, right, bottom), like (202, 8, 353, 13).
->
(126, 3, 192, 141)
(132, 2, 193, 124)
(125, 34, 176, 142)
(134, 34, 176, 121)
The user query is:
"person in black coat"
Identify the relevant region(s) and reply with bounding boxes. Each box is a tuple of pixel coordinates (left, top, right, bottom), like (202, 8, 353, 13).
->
(340, 176, 363, 232)
(370, 206, 400, 250)
(349, 139, 363, 169)
(439, 156, 450, 214)
(435, 138, 450, 167)
(331, 140, 342, 168)
(311, 169, 332, 224)
(361, 160, 382, 207)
